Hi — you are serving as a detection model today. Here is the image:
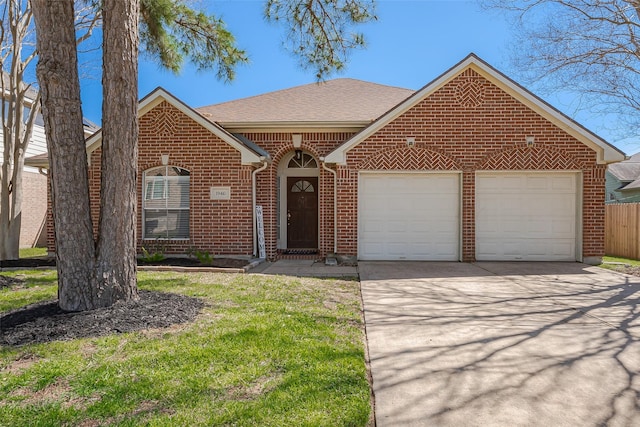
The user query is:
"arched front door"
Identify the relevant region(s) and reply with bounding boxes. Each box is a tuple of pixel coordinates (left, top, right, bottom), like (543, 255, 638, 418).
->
(287, 177, 318, 248)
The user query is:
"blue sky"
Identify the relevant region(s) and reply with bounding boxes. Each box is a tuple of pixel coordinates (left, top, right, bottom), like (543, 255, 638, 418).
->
(79, 0, 636, 153)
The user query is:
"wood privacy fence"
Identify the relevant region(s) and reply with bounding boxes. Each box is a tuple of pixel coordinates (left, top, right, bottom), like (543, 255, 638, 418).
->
(605, 203, 640, 260)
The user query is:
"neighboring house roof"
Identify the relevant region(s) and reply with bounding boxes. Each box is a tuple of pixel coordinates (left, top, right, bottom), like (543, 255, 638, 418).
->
(1, 71, 39, 101)
(608, 151, 640, 192)
(325, 53, 626, 165)
(26, 87, 268, 168)
(196, 78, 414, 129)
(608, 152, 640, 181)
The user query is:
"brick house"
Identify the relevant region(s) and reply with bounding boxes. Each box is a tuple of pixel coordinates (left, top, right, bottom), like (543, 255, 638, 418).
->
(27, 54, 625, 264)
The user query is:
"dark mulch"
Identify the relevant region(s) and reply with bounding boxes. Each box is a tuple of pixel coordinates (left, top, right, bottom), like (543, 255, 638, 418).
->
(1, 257, 250, 269)
(0, 275, 24, 289)
(0, 258, 56, 268)
(606, 264, 640, 277)
(1, 291, 206, 347)
(138, 257, 249, 269)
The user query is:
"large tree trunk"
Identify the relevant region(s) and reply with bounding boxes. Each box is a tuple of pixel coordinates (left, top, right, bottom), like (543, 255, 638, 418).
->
(32, 0, 139, 311)
(95, 0, 139, 302)
(32, 0, 97, 311)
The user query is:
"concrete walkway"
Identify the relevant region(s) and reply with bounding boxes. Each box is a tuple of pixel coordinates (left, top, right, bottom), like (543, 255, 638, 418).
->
(359, 262, 640, 427)
(250, 259, 358, 278)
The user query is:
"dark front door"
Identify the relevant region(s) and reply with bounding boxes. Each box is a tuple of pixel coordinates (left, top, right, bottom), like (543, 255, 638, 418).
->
(287, 177, 318, 249)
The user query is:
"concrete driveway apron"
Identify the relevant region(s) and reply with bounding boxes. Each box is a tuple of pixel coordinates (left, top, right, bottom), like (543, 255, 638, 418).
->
(359, 262, 640, 427)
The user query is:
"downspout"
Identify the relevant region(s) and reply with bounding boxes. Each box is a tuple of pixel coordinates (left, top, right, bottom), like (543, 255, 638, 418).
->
(320, 157, 337, 254)
(252, 157, 268, 257)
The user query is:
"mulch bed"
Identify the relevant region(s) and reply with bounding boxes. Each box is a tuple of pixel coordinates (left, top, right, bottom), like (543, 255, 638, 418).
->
(0, 256, 245, 347)
(1, 290, 206, 347)
(0, 257, 250, 269)
(604, 264, 640, 277)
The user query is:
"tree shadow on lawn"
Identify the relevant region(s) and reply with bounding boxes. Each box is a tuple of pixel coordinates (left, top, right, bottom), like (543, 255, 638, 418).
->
(1, 290, 206, 347)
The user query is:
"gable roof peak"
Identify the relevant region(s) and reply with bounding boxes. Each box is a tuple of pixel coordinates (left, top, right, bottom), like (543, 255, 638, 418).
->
(325, 53, 625, 165)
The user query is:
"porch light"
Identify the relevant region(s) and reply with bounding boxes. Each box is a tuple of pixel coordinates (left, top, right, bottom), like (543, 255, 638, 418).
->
(295, 149, 303, 160)
(526, 136, 535, 147)
(406, 137, 415, 147)
(292, 134, 302, 148)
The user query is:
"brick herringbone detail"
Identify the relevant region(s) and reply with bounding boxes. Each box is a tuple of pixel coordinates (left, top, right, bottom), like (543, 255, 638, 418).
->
(477, 146, 584, 170)
(146, 102, 177, 137)
(359, 147, 460, 170)
(455, 76, 485, 108)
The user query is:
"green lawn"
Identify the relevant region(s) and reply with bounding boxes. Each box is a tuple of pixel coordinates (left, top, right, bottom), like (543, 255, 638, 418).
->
(602, 255, 640, 266)
(0, 271, 371, 426)
(17, 247, 48, 258)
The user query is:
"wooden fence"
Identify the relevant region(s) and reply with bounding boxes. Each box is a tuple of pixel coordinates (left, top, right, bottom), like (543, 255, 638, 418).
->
(605, 203, 640, 260)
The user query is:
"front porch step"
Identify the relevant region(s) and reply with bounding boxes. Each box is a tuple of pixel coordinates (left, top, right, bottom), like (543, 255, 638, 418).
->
(276, 249, 321, 261)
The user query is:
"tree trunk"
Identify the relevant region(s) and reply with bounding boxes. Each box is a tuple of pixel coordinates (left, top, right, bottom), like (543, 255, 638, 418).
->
(32, 0, 97, 311)
(32, 0, 139, 311)
(95, 0, 139, 303)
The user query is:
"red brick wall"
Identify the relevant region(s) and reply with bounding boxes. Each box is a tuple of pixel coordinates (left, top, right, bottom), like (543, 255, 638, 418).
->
(339, 69, 603, 261)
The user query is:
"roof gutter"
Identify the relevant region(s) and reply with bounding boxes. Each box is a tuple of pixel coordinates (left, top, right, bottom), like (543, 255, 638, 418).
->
(215, 121, 370, 133)
(320, 157, 337, 254)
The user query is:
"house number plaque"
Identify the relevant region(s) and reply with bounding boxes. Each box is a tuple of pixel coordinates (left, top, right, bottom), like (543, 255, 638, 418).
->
(210, 187, 231, 200)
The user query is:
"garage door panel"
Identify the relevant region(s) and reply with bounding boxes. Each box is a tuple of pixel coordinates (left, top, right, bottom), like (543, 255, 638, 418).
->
(359, 173, 460, 261)
(476, 172, 578, 261)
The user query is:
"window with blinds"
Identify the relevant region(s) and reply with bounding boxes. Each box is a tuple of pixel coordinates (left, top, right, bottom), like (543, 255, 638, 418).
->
(142, 166, 190, 239)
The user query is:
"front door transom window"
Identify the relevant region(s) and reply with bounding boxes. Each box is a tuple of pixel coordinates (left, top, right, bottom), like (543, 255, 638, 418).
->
(288, 152, 317, 169)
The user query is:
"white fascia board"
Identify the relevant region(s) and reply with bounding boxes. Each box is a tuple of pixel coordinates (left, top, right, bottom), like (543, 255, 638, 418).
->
(325, 54, 625, 165)
(86, 88, 263, 165)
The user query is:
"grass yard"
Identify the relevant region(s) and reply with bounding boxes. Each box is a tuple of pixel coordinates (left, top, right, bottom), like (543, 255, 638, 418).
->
(17, 247, 48, 259)
(0, 270, 371, 426)
(602, 255, 640, 266)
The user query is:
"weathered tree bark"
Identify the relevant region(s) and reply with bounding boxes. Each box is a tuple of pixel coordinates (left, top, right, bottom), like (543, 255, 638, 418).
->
(32, 0, 139, 311)
(32, 0, 97, 311)
(95, 0, 139, 304)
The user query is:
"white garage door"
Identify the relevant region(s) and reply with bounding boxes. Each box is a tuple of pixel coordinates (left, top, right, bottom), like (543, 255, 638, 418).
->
(359, 173, 460, 260)
(476, 172, 578, 261)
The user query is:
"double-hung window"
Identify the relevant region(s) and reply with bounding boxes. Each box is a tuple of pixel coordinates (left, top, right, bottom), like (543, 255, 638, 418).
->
(143, 166, 190, 239)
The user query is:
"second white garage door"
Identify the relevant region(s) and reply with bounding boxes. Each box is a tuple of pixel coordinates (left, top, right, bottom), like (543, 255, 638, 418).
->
(359, 173, 460, 260)
(476, 172, 578, 261)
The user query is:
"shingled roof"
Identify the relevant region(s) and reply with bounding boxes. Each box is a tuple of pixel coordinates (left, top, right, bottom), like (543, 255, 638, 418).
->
(609, 152, 640, 191)
(196, 78, 414, 126)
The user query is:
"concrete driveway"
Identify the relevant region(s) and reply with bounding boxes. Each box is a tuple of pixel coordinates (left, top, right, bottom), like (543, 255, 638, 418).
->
(359, 262, 640, 427)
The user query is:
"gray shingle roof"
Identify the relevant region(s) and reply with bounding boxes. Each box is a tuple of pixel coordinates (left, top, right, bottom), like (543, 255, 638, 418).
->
(196, 78, 415, 124)
(608, 151, 640, 192)
(608, 152, 640, 181)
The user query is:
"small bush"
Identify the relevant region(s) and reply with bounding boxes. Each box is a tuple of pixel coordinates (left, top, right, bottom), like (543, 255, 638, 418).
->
(140, 240, 166, 263)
